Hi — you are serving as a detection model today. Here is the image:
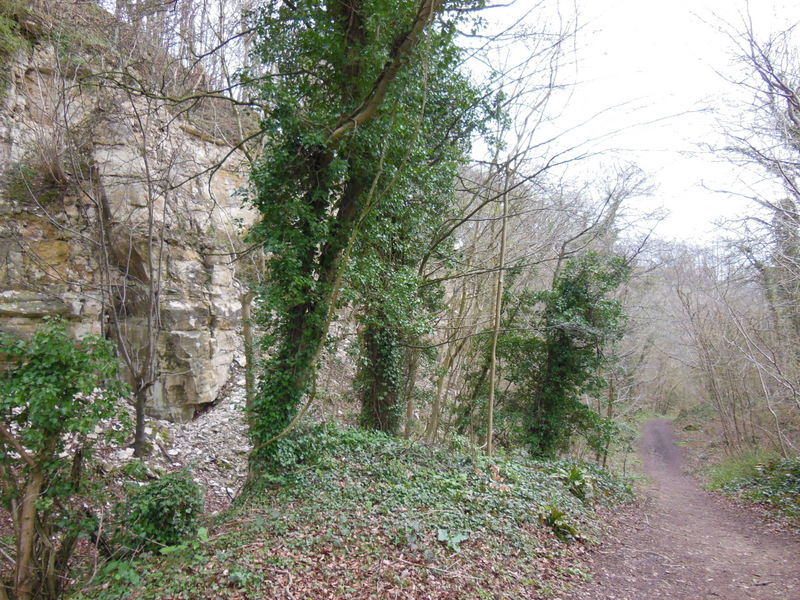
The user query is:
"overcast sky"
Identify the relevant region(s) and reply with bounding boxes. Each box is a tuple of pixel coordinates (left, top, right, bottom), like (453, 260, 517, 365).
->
(495, 0, 800, 242)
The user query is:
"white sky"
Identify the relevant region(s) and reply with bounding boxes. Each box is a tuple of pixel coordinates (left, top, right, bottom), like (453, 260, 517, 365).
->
(495, 0, 800, 241)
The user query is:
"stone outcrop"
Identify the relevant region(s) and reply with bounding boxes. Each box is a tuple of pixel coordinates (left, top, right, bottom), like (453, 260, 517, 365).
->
(0, 42, 257, 421)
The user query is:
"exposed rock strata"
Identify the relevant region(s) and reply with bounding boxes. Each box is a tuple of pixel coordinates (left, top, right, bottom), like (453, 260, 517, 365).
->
(0, 43, 256, 421)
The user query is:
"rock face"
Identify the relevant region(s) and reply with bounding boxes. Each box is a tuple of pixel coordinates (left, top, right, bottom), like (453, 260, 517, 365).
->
(0, 43, 257, 421)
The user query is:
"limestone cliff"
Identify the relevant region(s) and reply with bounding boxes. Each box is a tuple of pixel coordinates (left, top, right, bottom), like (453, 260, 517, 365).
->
(0, 27, 257, 421)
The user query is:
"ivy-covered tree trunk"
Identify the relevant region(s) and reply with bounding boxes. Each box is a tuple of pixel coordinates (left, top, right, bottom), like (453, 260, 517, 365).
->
(526, 330, 581, 457)
(251, 190, 358, 453)
(245, 0, 490, 469)
(358, 322, 404, 434)
(524, 253, 630, 457)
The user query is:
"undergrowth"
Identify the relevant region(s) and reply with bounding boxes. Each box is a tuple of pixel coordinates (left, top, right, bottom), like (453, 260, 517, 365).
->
(112, 469, 205, 555)
(71, 423, 632, 600)
(709, 452, 800, 526)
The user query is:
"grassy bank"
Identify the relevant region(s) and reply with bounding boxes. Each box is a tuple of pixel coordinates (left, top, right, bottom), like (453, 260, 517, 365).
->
(707, 452, 800, 528)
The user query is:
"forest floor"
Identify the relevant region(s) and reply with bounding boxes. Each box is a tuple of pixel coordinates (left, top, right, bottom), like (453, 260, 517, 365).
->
(570, 418, 800, 600)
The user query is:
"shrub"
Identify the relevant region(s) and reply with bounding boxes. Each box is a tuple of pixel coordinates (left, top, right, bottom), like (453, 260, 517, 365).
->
(0, 317, 127, 600)
(113, 470, 205, 554)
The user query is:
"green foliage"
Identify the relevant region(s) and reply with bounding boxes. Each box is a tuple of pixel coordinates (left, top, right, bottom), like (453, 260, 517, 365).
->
(0, 318, 127, 503)
(437, 527, 470, 552)
(120, 458, 152, 482)
(0, 0, 115, 80)
(744, 457, 800, 519)
(454, 255, 629, 456)
(539, 506, 578, 542)
(113, 470, 205, 554)
(552, 464, 595, 502)
(159, 526, 210, 556)
(0, 317, 128, 599)
(0, 1, 37, 98)
(572, 407, 625, 460)
(0, 12, 26, 57)
(0, 0, 33, 70)
(227, 567, 258, 588)
(245, 423, 631, 541)
(244, 0, 490, 464)
(96, 560, 142, 587)
(545, 459, 633, 502)
(3, 160, 68, 207)
(347, 30, 495, 433)
(356, 322, 405, 433)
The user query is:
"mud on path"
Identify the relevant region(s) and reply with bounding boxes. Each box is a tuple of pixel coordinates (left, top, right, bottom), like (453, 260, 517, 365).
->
(571, 418, 800, 600)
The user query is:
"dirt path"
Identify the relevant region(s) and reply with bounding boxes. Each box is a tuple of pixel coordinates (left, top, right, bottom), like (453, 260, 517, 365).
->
(571, 418, 800, 600)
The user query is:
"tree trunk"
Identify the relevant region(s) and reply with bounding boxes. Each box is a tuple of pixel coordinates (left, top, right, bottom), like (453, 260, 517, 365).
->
(359, 323, 402, 435)
(487, 177, 509, 456)
(402, 349, 420, 439)
(248, 0, 448, 469)
(14, 470, 44, 600)
(133, 385, 149, 457)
